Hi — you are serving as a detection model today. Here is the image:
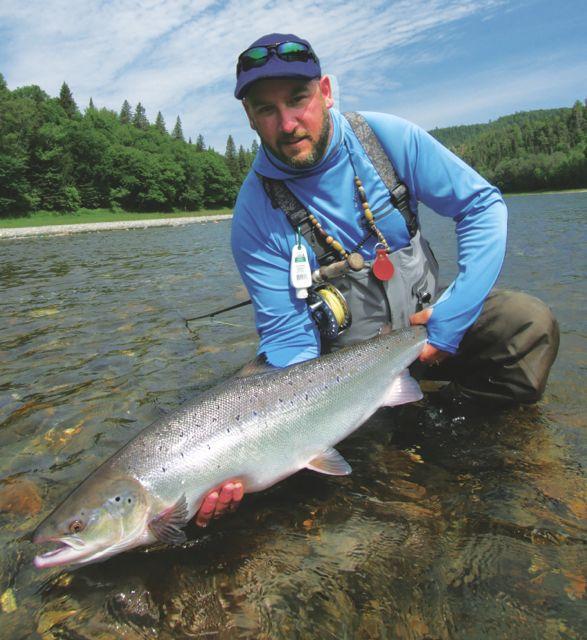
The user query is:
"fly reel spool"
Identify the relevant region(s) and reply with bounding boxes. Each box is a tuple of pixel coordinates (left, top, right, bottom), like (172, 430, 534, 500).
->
(308, 283, 352, 340)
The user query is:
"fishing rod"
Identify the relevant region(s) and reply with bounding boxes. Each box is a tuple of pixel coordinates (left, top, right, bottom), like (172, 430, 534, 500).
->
(183, 257, 357, 336)
(183, 299, 253, 331)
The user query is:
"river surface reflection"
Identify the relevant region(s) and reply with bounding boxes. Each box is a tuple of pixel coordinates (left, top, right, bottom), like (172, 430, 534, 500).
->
(0, 193, 585, 639)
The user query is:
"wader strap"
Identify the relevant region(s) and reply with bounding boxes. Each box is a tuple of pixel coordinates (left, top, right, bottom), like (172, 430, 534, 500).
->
(343, 111, 418, 238)
(260, 174, 338, 264)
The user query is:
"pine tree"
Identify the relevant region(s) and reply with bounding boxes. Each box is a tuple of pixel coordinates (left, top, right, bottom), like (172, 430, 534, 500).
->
(238, 144, 248, 176)
(59, 82, 78, 118)
(133, 102, 149, 129)
(225, 134, 239, 181)
(120, 100, 132, 124)
(87, 97, 95, 111)
(251, 139, 259, 155)
(195, 134, 205, 151)
(155, 111, 167, 134)
(171, 116, 184, 141)
(188, 137, 192, 144)
(0, 73, 7, 92)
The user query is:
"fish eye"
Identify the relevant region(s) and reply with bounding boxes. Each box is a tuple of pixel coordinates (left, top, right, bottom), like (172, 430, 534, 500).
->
(69, 520, 85, 534)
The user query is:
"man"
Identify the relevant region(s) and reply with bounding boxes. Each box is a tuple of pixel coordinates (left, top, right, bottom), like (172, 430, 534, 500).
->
(194, 33, 559, 526)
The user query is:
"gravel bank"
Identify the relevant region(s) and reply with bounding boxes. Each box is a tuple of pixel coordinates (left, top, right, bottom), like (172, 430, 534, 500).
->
(0, 214, 232, 239)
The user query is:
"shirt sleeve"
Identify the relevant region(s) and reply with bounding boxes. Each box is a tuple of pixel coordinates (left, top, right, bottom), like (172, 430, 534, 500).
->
(364, 112, 508, 353)
(231, 176, 320, 367)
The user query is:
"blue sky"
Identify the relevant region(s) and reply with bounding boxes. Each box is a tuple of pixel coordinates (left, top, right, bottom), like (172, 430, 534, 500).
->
(0, 0, 585, 151)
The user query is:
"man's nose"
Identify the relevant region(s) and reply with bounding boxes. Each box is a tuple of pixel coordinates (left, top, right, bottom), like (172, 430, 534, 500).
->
(278, 108, 298, 134)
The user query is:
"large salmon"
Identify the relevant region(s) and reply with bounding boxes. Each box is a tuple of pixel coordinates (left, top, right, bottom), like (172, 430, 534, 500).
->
(33, 326, 426, 569)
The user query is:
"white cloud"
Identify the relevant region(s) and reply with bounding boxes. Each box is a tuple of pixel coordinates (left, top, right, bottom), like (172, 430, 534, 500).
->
(0, 0, 552, 149)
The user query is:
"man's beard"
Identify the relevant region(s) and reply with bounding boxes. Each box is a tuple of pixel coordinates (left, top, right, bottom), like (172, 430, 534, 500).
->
(270, 107, 331, 169)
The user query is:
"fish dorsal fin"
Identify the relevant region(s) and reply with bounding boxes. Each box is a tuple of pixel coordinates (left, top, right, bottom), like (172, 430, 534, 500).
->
(306, 448, 352, 476)
(382, 369, 423, 407)
(149, 494, 188, 545)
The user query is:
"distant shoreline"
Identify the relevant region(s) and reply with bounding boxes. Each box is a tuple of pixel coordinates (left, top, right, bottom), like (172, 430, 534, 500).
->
(0, 214, 232, 239)
(1, 188, 585, 239)
(503, 188, 587, 197)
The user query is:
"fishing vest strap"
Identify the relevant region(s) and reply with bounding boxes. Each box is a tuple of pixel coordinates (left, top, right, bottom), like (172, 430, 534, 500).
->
(260, 174, 338, 264)
(343, 111, 418, 237)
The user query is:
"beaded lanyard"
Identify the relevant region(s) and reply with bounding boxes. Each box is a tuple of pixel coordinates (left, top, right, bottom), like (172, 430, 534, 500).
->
(304, 143, 395, 279)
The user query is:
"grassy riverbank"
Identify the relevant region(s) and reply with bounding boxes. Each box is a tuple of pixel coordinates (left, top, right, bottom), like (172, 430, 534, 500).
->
(0, 208, 233, 229)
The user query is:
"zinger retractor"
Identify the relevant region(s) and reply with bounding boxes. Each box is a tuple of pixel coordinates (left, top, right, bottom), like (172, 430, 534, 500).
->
(308, 283, 352, 340)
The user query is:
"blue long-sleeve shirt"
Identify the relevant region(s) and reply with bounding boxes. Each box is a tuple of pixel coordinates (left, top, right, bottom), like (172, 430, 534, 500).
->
(231, 109, 507, 367)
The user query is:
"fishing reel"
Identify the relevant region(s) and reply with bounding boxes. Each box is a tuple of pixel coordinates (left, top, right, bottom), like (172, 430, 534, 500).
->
(307, 283, 352, 340)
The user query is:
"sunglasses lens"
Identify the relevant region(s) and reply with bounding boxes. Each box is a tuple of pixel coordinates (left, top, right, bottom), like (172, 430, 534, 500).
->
(240, 46, 270, 71)
(277, 42, 310, 61)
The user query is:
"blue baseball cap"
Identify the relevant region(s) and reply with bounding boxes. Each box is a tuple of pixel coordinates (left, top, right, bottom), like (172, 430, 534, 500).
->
(234, 33, 321, 100)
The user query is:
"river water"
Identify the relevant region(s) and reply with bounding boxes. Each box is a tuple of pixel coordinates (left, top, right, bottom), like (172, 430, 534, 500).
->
(0, 193, 585, 639)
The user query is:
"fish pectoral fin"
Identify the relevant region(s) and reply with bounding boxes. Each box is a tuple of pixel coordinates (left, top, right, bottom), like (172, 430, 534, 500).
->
(148, 494, 189, 546)
(381, 369, 423, 407)
(306, 448, 352, 476)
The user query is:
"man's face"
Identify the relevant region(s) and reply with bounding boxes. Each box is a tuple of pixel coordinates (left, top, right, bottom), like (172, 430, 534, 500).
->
(243, 76, 334, 169)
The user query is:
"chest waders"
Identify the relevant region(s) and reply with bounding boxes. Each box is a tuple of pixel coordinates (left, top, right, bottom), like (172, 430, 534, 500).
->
(261, 112, 440, 352)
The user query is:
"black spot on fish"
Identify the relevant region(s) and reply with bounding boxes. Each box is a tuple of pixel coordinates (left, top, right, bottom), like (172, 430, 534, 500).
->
(253, 411, 257, 417)
(127, 498, 132, 504)
(207, 445, 211, 450)
(162, 467, 166, 473)
(305, 393, 309, 400)
(336, 375, 340, 382)
(179, 431, 184, 437)
(279, 398, 283, 403)
(236, 415, 240, 421)
(115, 496, 121, 502)
(227, 428, 230, 433)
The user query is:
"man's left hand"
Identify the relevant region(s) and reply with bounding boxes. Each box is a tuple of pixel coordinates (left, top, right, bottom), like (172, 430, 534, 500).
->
(409, 308, 451, 365)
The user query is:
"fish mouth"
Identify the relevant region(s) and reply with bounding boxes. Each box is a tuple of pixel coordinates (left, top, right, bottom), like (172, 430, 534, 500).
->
(33, 537, 91, 570)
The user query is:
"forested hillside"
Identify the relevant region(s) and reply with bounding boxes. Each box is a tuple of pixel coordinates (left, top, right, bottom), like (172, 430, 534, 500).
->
(0, 75, 258, 217)
(430, 102, 586, 192)
(1, 72, 585, 218)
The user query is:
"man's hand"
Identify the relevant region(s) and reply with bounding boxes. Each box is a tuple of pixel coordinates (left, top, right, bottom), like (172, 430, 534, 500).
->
(409, 308, 450, 366)
(194, 481, 244, 528)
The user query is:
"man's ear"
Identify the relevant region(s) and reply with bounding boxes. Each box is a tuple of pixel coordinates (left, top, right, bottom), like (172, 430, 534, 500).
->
(319, 76, 334, 109)
(242, 100, 257, 131)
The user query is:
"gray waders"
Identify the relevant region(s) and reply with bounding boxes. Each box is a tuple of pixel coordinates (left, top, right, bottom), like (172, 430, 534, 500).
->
(261, 113, 559, 407)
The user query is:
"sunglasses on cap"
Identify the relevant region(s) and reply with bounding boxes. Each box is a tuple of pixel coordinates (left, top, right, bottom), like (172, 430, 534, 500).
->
(237, 41, 319, 75)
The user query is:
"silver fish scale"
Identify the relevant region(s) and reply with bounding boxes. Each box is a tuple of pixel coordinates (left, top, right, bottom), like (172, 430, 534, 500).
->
(95, 326, 426, 511)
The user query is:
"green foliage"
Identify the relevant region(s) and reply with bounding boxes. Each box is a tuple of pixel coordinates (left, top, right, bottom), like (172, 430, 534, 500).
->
(195, 134, 205, 151)
(0, 79, 260, 216)
(58, 82, 78, 119)
(133, 102, 149, 130)
(155, 111, 167, 134)
(171, 116, 184, 141)
(225, 134, 239, 181)
(119, 100, 132, 124)
(430, 102, 587, 192)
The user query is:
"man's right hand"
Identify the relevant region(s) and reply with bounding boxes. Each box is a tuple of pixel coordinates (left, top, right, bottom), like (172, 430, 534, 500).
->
(194, 481, 244, 528)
